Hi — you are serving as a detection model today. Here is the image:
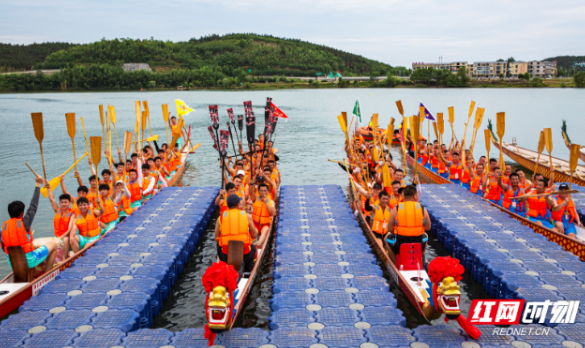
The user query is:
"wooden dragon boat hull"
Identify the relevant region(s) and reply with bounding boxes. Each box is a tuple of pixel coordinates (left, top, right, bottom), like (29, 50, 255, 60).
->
(0, 147, 193, 319)
(405, 154, 453, 185)
(492, 138, 585, 187)
(348, 181, 432, 323)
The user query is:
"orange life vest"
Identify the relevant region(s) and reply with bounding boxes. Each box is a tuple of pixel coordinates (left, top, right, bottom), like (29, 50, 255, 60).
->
(118, 196, 133, 216)
(86, 189, 97, 207)
(395, 202, 425, 237)
(252, 198, 273, 227)
(551, 195, 576, 222)
(527, 190, 551, 219)
(431, 155, 439, 169)
(484, 179, 502, 201)
(502, 186, 524, 212)
(372, 205, 391, 235)
(1, 218, 34, 254)
(438, 161, 446, 174)
(219, 209, 252, 253)
(460, 169, 471, 184)
(76, 211, 101, 238)
(53, 209, 73, 237)
(128, 181, 142, 203)
(449, 162, 462, 180)
(470, 174, 485, 194)
(100, 197, 119, 224)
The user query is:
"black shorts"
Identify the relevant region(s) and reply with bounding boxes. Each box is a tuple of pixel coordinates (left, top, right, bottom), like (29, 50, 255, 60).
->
(390, 234, 427, 255)
(218, 244, 257, 273)
(373, 232, 384, 240)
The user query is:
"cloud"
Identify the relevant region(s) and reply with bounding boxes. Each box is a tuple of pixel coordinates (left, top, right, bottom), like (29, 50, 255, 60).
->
(1, 0, 583, 67)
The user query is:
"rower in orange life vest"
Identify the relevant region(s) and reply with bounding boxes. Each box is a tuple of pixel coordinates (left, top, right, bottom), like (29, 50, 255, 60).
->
(215, 181, 242, 215)
(440, 151, 463, 185)
(484, 166, 503, 204)
(96, 183, 121, 235)
(417, 140, 429, 166)
(500, 165, 512, 186)
(76, 172, 98, 208)
(384, 185, 431, 264)
(430, 142, 441, 173)
(516, 169, 532, 191)
(551, 183, 584, 238)
(351, 179, 382, 226)
(367, 190, 392, 241)
(47, 182, 77, 259)
(249, 182, 276, 246)
(1, 176, 58, 273)
(517, 179, 559, 231)
(467, 163, 486, 196)
(215, 194, 258, 273)
(140, 163, 159, 202)
(70, 197, 103, 252)
(497, 172, 526, 217)
(126, 168, 143, 211)
(168, 115, 187, 148)
(113, 180, 132, 222)
(394, 169, 406, 188)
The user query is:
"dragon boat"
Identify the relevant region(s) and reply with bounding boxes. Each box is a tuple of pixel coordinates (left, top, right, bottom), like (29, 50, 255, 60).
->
(0, 144, 194, 319)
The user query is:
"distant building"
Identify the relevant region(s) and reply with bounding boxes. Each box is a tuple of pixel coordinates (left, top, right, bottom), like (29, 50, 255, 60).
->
(412, 61, 471, 75)
(473, 61, 507, 78)
(506, 61, 528, 77)
(122, 63, 152, 72)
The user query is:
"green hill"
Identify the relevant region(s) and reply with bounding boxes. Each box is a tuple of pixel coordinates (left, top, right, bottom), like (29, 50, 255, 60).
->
(543, 55, 585, 72)
(35, 34, 401, 76)
(0, 42, 77, 72)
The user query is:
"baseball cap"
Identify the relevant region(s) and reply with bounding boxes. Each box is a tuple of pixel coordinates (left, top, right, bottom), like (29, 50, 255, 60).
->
(236, 170, 246, 177)
(559, 183, 569, 190)
(226, 194, 242, 207)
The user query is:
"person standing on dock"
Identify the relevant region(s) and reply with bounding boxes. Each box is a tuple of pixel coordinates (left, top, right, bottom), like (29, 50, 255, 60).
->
(215, 194, 258, 273)
(551, 184, 584, 238)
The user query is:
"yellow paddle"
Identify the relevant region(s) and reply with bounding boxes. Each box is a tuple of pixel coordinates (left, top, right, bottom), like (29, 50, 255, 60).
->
(142, 101, 153, 137)
(123, 131, 133, 160)
(99, 105, 106, 144)
(40, 153, 88, 198)
(396, 100, 404, 118)
(109, 105, 121, 158)
(544, 128, 553, 176)
(89, 136, 102, 208)
(484, 129, 491, 171)
(382, 163, 392, 188)
(410, 115, 420, 176)
(162, 104, 170, 144)
(534, 131, 546, 175)
(462, 101, 475, 145)
(188, 142, 201, 153)
(337, 113, 350, 146)
(470, 107, 485, 153)
(343, 159, 356, 192)
(437, 113, 444, 147)
(80, 117, 92, 170)
(169, 118, 184, 150)
(496, 112, 506, 169)
(134, 101, 141, 151)
(65, 112, 78, 172)
(31, 112, 48, 180)
(448, 106, 458, 144)
(141, 111, 148, 151)
(433, 122, 439, 141)
(569, 143, 580, 189)
(131, 134, 160, 145)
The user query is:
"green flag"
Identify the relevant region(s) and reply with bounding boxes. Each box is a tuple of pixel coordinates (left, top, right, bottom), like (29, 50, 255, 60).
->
(353, 100, 362, 123)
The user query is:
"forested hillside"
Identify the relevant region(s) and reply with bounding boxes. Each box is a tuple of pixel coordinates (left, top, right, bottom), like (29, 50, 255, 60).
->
(35, 34, 399, 76)
(544, 55, 585, 72)
(0, 42, 77, 71)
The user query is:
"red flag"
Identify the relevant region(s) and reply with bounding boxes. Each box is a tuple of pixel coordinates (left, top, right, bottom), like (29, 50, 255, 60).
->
(270, 102, 288, 120)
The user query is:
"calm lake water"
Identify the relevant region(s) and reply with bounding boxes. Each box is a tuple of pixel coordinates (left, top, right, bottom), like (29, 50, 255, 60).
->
(0, 88, 583, 327)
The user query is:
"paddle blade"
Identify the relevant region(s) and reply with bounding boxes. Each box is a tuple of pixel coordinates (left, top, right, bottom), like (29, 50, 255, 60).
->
(496, 112, 505, 139)
(124, 131, 132, 156)
(371, 113, 379, 130)
(145, 134, 159, 142)
(544, 128, 553, 153)
(134, 101, 141, 135)
(141, 111, 147, 132)
(412, 116, 420, 142)
(396, 100, 404, 116)
(473, 108, 483, 129)
(536, 131, 545, 153)
(31, 112, 44, 143)
(110, 105, 117, 124)
(40, 176, 62, 198)
(382, 164, 392, 188)
(142, 101, 150, 116)
(484, 129, 491, 153)
(341, 111, 348, 131)
(99, 105, 105, 127)
(433, 122, 439, 140)
(162, 104, 169, 122)
(65, 113, 76, 139)
(437, 113, 444, 135)
(570, 144, 580, 171)
(468, 101, 475, 118)
(337, 115, 348, 134)
(448, 107, 454, 124)
(89, 136, 102, 167)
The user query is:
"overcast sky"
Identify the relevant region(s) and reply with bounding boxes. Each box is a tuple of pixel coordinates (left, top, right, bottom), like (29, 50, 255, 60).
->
(2, 0, 584, 67)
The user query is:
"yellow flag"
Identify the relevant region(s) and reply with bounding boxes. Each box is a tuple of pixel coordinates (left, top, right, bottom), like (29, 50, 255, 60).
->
(175, 99, 194, 117)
